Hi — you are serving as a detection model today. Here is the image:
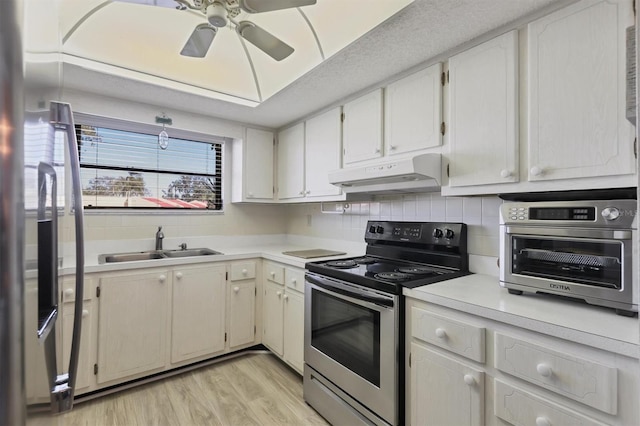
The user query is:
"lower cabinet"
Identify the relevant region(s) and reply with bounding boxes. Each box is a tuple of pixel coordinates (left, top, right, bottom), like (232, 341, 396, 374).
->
(406, 298, 639, 426)
(262, 261, 305, 373)
(227, 261, 257, 349)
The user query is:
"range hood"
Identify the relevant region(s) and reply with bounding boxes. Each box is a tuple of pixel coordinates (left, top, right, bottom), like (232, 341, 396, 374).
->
(329, 153, 442, 194)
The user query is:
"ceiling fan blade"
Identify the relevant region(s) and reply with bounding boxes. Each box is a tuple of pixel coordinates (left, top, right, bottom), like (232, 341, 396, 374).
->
(236, 21, 294, 61)
(112, 0, 184, 9)
(239, 0, 316, 13)
(180, 24, 217, 57)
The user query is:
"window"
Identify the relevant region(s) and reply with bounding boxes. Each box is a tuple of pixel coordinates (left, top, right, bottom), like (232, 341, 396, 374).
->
(74, 116, 224, 210)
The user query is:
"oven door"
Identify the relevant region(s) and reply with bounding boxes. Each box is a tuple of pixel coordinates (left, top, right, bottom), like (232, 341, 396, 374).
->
(304, 273, 399, 425)
(501, 226, 634, 307)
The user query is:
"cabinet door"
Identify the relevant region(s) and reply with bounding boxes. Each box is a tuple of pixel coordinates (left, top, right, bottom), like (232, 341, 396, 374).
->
(97, 270, 169, 384)
(62, 300, 93, 391)
(343, 89, 383, 165)
(283, 289, 305, 373)
(263, 281, 284, 356)
(448, 31, 519, 187)
(171, 265, 226, 364)
(305, 107, 342, 198)
(410, 343, 484, 426)
(228, 280, 256, 349)
(528, 0, 635, 181)
(243, 128, 274, 200)
(385, 64, 442, 156)
(277, 122, 305, 200)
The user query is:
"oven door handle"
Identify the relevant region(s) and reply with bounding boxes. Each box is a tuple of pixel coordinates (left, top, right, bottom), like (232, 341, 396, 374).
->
(306, 275, 395, 308)
(505, 226, 632, 240)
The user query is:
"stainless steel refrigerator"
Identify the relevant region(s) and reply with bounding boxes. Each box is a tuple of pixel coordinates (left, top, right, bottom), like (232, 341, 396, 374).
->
(1, 0, 85, 423)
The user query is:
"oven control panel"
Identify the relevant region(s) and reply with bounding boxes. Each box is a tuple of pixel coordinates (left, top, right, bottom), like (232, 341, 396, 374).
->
(365, 221, 467, 247)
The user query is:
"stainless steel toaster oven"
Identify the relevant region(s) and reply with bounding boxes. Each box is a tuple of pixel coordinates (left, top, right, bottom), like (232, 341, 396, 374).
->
(500, 199, 637, 316)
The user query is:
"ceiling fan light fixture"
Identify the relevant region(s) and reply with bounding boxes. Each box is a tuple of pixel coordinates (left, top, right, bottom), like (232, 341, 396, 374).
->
(207, 1, 228, 27)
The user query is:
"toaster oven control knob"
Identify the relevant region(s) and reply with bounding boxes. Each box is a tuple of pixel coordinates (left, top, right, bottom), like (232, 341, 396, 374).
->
(433, 228, 443, 238)
(444, 229, 455, 239)
(601, 207, 620, 221)
(376, 226, 384, 234)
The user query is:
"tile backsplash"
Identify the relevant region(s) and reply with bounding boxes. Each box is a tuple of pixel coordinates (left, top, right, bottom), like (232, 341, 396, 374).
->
(285, 193, 503, 258)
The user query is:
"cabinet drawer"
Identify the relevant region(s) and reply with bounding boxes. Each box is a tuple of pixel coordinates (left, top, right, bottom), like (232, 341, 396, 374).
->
(230, 261, 256, 281)
(495, 380, 606, 426)
(285, 267, 305, 294)
(494, 333, 617, 414)
(411, 307, 485, 362)
(263, 261, 285, 285)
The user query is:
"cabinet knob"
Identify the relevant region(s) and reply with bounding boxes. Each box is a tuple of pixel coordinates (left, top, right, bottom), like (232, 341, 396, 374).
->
(276, 291, 282, 297)
(375, 148, 381, 153)
(284, 294, 289, 301)
(247, 192, 254, 198)
(299, 190, 305, 195)
(64, 288, 74, 298)
(176, 272, 183, 279)
(82, 309, 89, 318)
(270, 271, 276, 277)
(305, 190, 310, 195)
(500, 169, 512, 178)
(536, 363, 552, 377)
(389, 145, 397, 151)
(233, 286, 240, 293)
(435, 328, 447, 339)
(291, 278, 297, 284)
(530, 166, 543, 177)
(242, 268, 248, 275)
(159, 275, 166, 283)
(463, 374, 475, 386)
(535, 417, 551, 426)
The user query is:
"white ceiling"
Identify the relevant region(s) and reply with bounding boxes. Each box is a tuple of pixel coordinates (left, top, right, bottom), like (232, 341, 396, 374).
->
(28, 0, 577, 129)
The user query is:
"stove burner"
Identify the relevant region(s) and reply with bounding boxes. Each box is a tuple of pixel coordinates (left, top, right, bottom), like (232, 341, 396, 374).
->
(397, 266, 441, 275)
(374, 272, 413, 282)
(353, 257, 377, 265)
(326, 260, 358, 269)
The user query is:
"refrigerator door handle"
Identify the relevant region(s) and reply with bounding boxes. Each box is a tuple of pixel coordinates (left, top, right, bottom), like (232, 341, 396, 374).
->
(47, 102, 85, 414)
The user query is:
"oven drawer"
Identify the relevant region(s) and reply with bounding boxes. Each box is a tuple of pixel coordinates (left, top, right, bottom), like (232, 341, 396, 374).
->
(285, 267, 305, 294)
(494, 380, 607, 426)
(263, 261, 285, 285)
(230, 261, 256, 281)
(411, 307, 485, 363)
(494, 333, 617, 414)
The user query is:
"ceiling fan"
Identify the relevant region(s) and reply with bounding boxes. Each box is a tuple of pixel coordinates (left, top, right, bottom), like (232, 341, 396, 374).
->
(115, 0, 317, 60)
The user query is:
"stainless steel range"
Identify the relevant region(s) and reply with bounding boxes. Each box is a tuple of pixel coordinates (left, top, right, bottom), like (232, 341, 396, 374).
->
(303, 221, 469, 426)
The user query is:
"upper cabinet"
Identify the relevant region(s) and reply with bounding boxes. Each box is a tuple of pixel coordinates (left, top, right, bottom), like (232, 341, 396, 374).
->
(231, 128, 275, 202)
(385, 63, 443, 156)
(276, 108, 344, 202)
(527, 0, 635, 181)
(447, 31, 519, 188)
(342, 89, 384, 165)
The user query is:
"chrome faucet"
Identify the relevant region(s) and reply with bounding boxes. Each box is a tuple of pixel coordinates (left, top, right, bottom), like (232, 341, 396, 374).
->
(155, 226, 164, 250)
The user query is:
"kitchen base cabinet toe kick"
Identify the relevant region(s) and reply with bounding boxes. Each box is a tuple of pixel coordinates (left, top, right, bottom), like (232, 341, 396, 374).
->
(405, 298, 638, 426)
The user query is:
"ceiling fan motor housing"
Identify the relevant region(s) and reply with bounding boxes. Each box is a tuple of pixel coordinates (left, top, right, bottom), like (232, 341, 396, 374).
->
(207, 2, 228, 27)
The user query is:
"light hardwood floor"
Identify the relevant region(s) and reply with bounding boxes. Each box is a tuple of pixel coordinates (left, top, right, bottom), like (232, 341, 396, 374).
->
(35, 353, 328, 426)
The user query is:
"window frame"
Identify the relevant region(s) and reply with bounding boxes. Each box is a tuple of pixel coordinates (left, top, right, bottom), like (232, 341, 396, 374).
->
(74, 113, 227, 213)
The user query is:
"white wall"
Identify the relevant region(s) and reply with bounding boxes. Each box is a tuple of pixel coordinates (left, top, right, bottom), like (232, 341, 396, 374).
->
(285, 193, 503, 258)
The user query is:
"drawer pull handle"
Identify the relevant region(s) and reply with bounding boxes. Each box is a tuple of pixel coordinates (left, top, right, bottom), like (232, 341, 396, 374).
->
(64, 289, 74, 298)
(535, 416, 551, 426)
(159, 275, 166, 283)
(233, 286, 240, 293)
(284, 294, 289, 301)
(435, 328, 447, 339)
(536, 363, 552, 377)
(242, 269, 248, 275)
(270, 271, 276, 277)
(82, 310, 89, 318)
(176, 272, 183, 279)
(291, 278, 297, 284)
(276, 291, 282, 297)
(463, 374, 475, 386)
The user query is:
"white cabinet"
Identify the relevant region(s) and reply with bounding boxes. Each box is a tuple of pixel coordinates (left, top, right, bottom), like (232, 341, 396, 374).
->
(527, 0, 635, 182)
(262, 261, 305, 373)
(276, 108, 344, 202)
(447, 31, 519, 187)
(385, 64, 443, 156)
(231, 127, 275, 202)
(227, 261, 257, 349)
(410, 343, 485, 426)
(170, 264, 226, 364)
(277, 123, 306, 200)
(304, 107, 343, 198)
(343, 89, 384, 165)
(96, 269, 170, 384)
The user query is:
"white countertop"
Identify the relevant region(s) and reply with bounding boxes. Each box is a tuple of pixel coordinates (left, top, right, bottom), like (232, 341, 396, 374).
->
(405, 274, 639, 358)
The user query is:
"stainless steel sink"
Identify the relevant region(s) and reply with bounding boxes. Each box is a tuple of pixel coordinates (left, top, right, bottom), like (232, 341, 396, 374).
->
(162, 248, 222, 258)
(98, 248, 223, 264)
